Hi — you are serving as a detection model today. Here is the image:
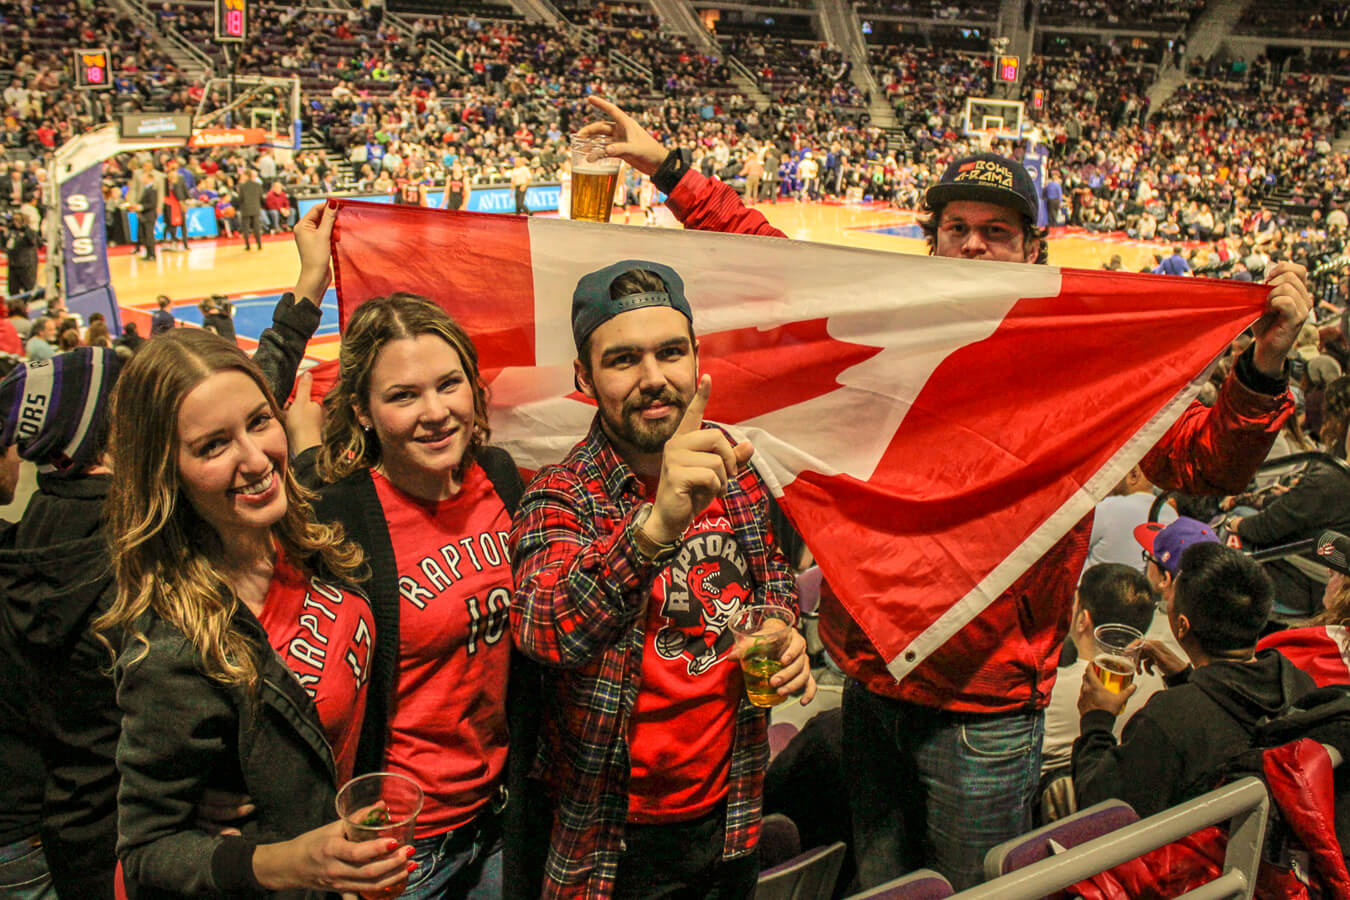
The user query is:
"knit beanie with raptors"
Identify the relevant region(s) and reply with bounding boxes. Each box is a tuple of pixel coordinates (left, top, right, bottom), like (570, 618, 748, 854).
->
(0, 347, 123, 477)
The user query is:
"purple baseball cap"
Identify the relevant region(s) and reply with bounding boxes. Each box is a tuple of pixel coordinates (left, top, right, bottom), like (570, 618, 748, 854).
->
(1134, 516, 1218, 575)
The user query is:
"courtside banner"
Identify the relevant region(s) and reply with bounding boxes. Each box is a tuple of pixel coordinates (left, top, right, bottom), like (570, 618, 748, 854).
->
(330, 201, 1270, 681)
(58, 163, 120, 332)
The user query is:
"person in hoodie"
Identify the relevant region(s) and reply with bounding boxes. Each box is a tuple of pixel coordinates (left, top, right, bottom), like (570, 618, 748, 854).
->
(0, 348, 124, 899)
(1073, 541, 1315, 817)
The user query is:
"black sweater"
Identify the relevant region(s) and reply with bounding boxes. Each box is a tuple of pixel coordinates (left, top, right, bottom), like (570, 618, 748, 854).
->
(301, 447, 546, 899)
(1073, 650, 1315, 818)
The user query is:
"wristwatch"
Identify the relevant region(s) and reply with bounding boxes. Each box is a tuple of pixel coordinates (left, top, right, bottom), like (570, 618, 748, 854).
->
(631, 503, 680, 562)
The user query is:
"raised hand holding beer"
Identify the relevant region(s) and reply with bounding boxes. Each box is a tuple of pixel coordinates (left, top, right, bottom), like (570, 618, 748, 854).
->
(641, 376, 754, 546)
(576, 96, 669, 177)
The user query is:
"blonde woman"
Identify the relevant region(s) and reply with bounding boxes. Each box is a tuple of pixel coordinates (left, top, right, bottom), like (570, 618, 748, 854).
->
(96, 330, 412, 899)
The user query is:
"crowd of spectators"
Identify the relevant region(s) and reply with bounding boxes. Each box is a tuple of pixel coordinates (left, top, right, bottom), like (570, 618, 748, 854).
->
(1, 0, 1348, 308)
(1239, 0, 1350, 38)
(1036, 0, 1205, 29)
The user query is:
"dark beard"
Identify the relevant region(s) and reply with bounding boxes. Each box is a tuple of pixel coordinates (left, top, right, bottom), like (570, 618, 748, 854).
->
(603, 388, 686, 454)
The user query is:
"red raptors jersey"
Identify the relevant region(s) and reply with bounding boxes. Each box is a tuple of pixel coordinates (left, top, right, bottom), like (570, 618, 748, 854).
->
(257, 555, 375, 783)
(627, 495, 747, 822)
(372, 464, 512, 836)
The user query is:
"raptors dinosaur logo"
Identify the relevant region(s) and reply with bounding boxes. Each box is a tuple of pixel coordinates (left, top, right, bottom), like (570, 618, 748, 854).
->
(653, 530, 753, 676)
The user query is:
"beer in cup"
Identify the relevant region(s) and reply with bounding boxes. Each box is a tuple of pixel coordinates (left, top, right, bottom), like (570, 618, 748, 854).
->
(336, 772, 424, 900)
(570, 135, 622, 223)
(1091, 623, 1143, 694)
(729, 605, 797, 708)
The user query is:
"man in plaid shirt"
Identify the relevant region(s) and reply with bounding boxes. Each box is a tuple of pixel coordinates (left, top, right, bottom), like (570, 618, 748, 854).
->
(510, 259, 816, 899)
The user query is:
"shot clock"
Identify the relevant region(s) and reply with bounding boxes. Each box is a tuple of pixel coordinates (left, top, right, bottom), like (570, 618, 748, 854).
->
(73, 48, 112, 90)
(215, 0, 248, 42)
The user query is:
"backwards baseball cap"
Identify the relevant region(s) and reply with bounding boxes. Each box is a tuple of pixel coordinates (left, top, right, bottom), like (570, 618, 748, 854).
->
(925, 152, 1039, 220)
(0, 347, 124, 477)
(571, 259, 692, 351)
(1134, 516, 1218, 575)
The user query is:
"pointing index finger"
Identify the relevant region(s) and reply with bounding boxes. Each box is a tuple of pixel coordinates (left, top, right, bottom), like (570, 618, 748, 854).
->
(675, 376, 710, 436)
(586, 95, 626, 122)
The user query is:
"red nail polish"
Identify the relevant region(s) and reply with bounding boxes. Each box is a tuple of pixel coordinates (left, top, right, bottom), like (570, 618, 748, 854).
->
(407, 861, 418, 872)
(404, 846, 415, 858)
(385, 840, 398, 852)
(327, 199, 337, 210)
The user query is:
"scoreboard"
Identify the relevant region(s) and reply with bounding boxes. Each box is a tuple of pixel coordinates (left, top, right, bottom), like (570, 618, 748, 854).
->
(994, 55, 1021, 83)
(73, 48, 112, 90)
(215, 0, 248, 42)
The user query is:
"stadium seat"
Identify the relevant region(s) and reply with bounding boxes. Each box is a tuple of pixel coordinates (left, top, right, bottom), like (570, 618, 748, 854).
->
(845, 868, 954, 899)
(983, 798, 1139, 884)
(760, 812, 804, 870)
(769, 720, 800, 759)
(756, 841, 847, 900)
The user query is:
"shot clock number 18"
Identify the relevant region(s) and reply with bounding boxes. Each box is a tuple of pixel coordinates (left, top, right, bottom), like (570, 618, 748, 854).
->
(73, 48, 111, 90)
(215, 0, 248, 42)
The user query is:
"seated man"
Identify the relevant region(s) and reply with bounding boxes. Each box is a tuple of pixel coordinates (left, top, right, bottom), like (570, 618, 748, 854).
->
(1041, 564, 1162, 780)
(1081, 465, 1176, 574)
(1073, 542, 1315, 818)
(1228, 375, 1350, 614)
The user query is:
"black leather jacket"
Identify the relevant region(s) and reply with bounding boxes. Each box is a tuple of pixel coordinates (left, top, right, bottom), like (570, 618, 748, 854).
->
(115, 608, 339, 900)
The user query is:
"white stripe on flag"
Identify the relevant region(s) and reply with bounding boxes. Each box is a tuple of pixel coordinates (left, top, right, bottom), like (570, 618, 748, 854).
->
(885, 352, 1227, 681)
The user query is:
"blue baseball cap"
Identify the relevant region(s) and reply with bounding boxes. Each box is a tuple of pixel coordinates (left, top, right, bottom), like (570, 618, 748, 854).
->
(571, 259, 692, 352)
(1134, 517, 1218, 575)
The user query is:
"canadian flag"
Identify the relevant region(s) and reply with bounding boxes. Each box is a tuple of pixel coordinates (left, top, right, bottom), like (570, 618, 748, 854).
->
(331, 201, 1269, 680)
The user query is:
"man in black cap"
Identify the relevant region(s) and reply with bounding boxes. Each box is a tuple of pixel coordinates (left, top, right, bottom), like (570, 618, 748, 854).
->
(572, 96, 1313, 889)
(510, 260, 815, 899)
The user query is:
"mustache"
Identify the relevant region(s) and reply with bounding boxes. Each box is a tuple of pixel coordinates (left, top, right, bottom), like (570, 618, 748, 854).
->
(623, 388, 684, 417)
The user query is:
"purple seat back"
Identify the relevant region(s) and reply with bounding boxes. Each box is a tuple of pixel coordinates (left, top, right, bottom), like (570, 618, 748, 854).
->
(991, 799, 1140, 877)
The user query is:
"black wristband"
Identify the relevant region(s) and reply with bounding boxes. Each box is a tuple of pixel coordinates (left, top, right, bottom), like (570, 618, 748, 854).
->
(652, 148, 692, 196)
(1234, 343, 1289, 396)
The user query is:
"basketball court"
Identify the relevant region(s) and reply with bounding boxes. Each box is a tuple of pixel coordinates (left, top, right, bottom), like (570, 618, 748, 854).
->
(99, 200, 1167, 360)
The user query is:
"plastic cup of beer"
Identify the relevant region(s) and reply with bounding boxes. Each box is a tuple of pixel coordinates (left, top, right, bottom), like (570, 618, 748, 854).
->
(729, 605, 797, 708)
(569, 135, 622, 223)
(335, 772, 423, 900)
(1091, 623, 1143, 694)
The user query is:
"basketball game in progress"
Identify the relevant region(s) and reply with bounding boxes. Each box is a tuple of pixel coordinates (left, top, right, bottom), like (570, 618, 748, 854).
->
(2, 0, 1350, 897)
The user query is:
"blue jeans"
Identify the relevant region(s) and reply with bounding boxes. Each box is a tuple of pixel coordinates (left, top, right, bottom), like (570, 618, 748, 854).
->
(843, 679, 1044, 890)
(402, 814, 502, 900)
(0, 836, 56, 899)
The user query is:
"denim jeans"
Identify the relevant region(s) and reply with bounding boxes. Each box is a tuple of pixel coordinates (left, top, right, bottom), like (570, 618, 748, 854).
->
(0, 836, 56, 900)
(843, 679, 1044, 890)
(401, 814, 502, 900)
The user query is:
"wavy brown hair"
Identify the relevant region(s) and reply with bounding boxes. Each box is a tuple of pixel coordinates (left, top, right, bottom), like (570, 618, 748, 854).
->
(317, 293, 491, 483)
(94, 330, 364, 689)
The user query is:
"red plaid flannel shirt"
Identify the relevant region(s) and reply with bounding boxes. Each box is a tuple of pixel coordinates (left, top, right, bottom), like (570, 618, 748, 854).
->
(509, 416, 796, 899)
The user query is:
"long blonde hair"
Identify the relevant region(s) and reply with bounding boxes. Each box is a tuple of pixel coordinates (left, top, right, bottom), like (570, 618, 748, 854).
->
(94, 330, 364, 689)
(317, 293, 490, 483)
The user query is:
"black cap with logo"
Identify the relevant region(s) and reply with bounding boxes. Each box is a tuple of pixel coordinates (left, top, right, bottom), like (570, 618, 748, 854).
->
(925, 152, 1040, 220)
